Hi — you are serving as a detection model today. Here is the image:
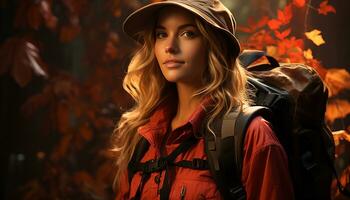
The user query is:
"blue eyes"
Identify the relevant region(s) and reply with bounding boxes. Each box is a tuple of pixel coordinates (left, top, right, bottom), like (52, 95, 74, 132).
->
(155, 31, 197, 39)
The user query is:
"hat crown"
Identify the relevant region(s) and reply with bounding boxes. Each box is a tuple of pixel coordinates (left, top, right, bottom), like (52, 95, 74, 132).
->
(163, 0, 236, 34)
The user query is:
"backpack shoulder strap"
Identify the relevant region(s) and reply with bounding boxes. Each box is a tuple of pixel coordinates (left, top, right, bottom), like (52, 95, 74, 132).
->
(233, 106, 272, 176)
(128, 137, 150, 182)
(205, 105, 271, 200)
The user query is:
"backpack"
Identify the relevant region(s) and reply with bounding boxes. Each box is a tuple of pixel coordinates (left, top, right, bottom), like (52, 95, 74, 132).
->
(205, 49, 338, 200)
(127, 50, 348, 200)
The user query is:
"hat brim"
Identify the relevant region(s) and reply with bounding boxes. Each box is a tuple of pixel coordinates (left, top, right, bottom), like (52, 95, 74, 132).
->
(123, 2, 241, 58)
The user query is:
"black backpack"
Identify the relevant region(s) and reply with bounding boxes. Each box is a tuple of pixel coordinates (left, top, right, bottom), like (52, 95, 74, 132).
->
(127, 50, 349, 200)
(205, 50, 341, 200)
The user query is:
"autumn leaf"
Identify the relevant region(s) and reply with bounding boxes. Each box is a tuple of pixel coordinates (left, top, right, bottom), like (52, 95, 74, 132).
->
(268, 4, 293, 30)
(268, 19, 282, 30)
(303, 49, 313, 60)
(278, 4, 293, 24)
(274, 28, 291, 40)
(305, 29, 325, 46)
(11, 46, 33, 87)
(325, 68, 350, 97)
(326, 99, 350, 124)
(266, 45, 278, 57)
(293, 0, 306, 8)
(318, 1, 336, 15)
(238, 16, 269, 33)
(0, 38, 48, 87)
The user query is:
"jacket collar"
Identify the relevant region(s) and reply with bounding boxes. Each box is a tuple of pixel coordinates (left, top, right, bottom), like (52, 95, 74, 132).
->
(137, 95, 213, 149)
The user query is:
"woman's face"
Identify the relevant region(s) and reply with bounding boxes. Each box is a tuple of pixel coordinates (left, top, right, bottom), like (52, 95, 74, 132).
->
(154, 6, 207, 88)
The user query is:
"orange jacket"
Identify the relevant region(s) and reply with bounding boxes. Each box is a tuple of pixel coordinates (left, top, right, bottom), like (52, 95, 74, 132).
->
(117, 98, 294, 200)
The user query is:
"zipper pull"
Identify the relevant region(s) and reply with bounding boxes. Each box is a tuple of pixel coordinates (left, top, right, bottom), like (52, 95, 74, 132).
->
(180, 185, 186, 200)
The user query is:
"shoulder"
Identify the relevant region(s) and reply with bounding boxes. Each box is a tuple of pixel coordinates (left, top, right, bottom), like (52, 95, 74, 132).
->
(244, 116, 282, 152)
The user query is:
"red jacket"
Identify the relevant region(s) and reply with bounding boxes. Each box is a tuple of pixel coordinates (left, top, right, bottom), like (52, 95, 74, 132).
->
(117, 98, 294, 199)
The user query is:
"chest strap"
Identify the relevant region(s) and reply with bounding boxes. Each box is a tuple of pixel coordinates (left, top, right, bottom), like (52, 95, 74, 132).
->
(129, 136, 208, 200)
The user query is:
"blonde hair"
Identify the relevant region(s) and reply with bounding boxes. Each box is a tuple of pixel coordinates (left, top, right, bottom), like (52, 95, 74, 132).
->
(111, 17, 250, 193)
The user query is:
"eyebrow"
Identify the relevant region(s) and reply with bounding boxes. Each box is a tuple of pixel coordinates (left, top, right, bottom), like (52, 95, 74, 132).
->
(155, 24, 197, 30)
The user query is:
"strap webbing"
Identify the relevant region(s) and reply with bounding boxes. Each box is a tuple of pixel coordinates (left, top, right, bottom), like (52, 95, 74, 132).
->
(130, 136, 200, 200)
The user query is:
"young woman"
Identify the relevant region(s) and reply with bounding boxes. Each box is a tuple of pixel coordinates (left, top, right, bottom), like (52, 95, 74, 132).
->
(112, 0, 294, 199)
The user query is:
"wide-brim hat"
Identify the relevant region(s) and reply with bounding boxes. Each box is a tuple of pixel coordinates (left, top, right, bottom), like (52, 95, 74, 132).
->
(123, 0, 241, 59)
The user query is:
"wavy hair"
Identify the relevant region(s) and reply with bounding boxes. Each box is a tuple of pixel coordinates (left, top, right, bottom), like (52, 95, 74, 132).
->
(111, 16, 251, 193)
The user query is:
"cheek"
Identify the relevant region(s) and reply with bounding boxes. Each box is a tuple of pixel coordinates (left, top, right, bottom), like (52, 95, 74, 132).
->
(185, 42, 207, 69)
(154, 43, 163, 63)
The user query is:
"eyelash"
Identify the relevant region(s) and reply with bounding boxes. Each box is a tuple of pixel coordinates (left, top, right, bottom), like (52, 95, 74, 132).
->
(155, 30, 197, 39)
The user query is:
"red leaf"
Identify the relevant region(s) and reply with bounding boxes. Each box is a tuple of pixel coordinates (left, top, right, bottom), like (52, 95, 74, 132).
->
(237, 26, 253, 33)
(274, 28, 291, 40)
(238, 16, 269, 33)
(278, 4, 293, 24)
(318, 1, 336, 15)
(268, 19, 282, 30)
(268, 4, 293, 30)
(248, 16, 269, 30)
(293, 0, 306, 8)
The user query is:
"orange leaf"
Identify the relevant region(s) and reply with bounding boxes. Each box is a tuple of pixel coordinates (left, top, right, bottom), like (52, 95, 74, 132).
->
(274, 28, 291, 40)
(305, 29, 325, 46)
(325, 68, 350, 97)
(248, 16, 269, 31)
(268, 19, 282, 30)
(293, 0, 306, 8)
(318, 1, 336, 15)
(277, 4, 293, 25)
(326, 99, 350, 124)
(303, 49, 314, 60)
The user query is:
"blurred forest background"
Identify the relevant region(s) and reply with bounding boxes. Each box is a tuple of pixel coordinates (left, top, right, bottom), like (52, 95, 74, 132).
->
(0, 0, 349, 199)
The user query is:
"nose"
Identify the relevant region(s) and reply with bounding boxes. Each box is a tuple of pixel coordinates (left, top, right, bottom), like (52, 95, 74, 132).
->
(165, 36, 179, 54)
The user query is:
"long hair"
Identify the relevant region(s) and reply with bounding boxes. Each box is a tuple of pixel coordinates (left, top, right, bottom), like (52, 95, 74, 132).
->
(111, 16, 250, 193)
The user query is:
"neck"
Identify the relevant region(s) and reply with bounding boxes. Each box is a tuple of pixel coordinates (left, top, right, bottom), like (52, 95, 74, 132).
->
(172, 83, 203, 129)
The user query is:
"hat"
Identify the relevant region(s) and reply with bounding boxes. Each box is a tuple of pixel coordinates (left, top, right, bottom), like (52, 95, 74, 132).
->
(123, 0, 241, 58)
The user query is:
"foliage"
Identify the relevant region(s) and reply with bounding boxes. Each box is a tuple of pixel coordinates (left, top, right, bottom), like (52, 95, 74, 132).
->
(0, 0, 349, 199)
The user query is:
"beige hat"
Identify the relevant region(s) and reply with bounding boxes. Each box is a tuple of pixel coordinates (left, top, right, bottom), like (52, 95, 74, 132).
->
(123, 0, 241, 58)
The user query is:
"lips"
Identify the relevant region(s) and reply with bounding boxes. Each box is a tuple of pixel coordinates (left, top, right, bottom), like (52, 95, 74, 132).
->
(163, 59, 185, 68)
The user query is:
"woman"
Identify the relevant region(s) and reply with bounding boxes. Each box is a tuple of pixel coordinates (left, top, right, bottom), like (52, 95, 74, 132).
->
(112, 0, 294, 199)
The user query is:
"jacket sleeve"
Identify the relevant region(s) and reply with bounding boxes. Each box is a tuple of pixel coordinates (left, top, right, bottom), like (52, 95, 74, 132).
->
(242, 116, 294, 200)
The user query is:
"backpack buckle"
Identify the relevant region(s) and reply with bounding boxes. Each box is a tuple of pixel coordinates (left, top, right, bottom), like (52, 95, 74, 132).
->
(144, 158, 168, 173)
